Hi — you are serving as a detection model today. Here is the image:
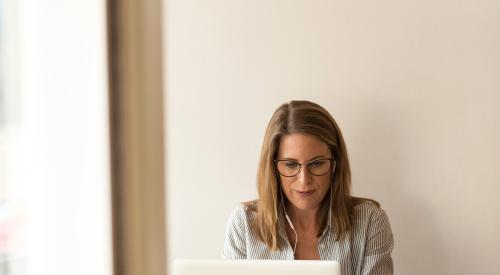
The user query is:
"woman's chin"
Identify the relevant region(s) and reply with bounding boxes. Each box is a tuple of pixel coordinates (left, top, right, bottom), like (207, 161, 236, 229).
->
(289, 199, 320, 212)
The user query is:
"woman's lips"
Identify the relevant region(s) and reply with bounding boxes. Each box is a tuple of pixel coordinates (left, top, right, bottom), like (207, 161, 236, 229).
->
(296, 190, 315, 197)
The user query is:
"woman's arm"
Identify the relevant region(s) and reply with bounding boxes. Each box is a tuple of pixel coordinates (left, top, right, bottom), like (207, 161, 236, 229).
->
(361, 208, 394, 275)
(222, 206, 248, 259)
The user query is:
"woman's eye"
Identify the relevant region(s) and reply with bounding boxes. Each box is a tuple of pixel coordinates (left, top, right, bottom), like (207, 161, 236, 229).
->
(285, 162, 299, 168)
(309, 160, 325, 168)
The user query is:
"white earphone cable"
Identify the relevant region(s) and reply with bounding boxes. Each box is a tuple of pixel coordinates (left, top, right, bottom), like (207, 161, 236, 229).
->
(280, 189, 298, 255)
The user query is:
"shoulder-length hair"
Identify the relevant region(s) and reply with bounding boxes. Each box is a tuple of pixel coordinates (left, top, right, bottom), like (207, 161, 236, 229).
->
(246, 100, 379, 251)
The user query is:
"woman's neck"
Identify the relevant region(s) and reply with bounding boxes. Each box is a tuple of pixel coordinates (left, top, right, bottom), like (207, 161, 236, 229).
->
(285, 204, 320, 233)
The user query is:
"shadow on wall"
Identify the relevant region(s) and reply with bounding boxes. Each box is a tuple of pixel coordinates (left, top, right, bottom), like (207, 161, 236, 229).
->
(350, 100, 449, 275)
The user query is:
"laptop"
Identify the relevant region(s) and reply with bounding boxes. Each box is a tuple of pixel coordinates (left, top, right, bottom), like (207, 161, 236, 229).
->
(173, 259, 341, 275)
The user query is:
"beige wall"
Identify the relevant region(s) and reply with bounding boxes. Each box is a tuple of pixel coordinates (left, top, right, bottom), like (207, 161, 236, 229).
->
(164, 1, 500, 274)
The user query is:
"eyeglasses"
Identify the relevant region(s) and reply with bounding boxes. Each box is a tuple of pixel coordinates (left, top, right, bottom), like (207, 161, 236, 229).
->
(274, 158, 335, 177)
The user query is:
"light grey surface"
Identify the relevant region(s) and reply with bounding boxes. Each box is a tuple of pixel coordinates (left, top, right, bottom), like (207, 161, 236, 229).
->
(164, 1, 500, 274)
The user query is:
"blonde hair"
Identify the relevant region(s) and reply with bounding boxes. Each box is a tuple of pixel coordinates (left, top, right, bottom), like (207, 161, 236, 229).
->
(246, 100, 379, 251)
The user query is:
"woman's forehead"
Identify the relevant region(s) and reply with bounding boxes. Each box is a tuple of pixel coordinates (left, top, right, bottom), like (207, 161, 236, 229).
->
(277, 133, 330, 160)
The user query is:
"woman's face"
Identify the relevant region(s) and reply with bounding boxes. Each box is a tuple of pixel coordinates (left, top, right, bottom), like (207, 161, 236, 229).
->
(276, 133, 333, 213)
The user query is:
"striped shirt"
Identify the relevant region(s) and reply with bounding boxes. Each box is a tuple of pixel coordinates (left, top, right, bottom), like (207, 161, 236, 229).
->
(222, 201, 394, 275)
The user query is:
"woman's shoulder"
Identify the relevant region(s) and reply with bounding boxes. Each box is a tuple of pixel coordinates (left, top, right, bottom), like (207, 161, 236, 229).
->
(226, 200, 258, 225)
(353, 198, 379, 211)
(351, 198, 390, 224)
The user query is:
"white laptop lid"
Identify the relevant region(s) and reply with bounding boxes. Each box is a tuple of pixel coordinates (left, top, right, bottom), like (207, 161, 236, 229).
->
(173, 259, 341, 275)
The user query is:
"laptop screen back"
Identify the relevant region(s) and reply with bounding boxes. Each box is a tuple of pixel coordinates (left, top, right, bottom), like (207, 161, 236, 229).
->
(173, 259, 341, 275)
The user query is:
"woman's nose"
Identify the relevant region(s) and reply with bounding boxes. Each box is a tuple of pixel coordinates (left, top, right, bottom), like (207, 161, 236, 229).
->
(296, 166, 312, 185)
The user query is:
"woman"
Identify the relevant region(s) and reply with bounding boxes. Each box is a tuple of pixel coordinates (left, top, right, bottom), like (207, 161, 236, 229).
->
(223, 100, 394, 275)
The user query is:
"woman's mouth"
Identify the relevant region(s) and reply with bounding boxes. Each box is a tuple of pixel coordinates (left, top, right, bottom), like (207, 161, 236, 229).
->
(296, 190, 315, 197)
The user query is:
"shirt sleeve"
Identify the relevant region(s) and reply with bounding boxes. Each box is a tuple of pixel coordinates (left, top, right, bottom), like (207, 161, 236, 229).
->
(222, 205, 248, 259)
(361, 208, 394, 275)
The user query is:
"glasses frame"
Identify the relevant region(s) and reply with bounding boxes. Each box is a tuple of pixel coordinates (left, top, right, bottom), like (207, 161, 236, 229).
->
(273, 157, 336, 177)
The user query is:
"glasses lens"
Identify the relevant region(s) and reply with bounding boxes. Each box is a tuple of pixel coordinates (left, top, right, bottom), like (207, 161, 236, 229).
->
(307, 159, 331, 176)
(276, 160, 300, 177)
